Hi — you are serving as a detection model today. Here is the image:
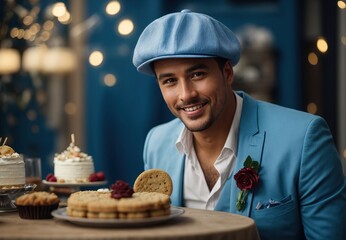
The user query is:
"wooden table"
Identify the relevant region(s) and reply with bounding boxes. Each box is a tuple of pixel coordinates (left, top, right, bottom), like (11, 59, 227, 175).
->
(0, 207, 260, 240)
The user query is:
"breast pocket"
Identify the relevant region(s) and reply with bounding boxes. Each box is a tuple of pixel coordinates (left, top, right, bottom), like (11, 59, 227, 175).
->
(254, 195, 295, 217)
(252, 195, 304, 240)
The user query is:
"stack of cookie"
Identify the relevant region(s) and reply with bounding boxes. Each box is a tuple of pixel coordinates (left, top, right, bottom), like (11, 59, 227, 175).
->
(66, 169, 173, 219)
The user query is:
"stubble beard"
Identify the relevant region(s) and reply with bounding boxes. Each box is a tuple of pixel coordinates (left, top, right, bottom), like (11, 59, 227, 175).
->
(180, 114, 215, 132)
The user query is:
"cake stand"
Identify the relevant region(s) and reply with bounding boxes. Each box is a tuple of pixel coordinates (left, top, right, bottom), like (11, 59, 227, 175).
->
(42, 180, 108, 206)
(0, 184, 37, 212)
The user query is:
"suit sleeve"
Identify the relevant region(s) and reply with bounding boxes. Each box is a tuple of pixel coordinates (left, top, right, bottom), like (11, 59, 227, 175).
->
(299, 117, 346, 239)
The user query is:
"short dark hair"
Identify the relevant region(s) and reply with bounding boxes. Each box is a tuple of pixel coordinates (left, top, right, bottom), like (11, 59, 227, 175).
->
(214, 57, 229, 70)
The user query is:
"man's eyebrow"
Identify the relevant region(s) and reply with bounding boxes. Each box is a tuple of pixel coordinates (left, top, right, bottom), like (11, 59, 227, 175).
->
(186, 64, 209, 73)
(157, 73, 175, 81)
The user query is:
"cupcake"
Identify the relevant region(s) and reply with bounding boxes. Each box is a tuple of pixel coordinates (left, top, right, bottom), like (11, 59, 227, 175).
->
(15, 191, 60, 219)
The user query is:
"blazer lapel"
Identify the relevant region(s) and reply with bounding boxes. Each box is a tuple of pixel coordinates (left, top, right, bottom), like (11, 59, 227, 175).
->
(168, 154, 185, 207)
(220, 92, 265, 216)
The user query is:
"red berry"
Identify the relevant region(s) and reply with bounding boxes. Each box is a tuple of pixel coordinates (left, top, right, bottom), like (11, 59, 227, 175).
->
(89, 173, 98, 182)
(96, 171, 105, 181)
(45, 173, 54, 181)
(49, 176, 57, 182)
(45, 173, 57, 182)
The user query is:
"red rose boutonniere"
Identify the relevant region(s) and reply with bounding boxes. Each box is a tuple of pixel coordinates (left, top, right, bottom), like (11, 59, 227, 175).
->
(234, 155, 260, 212)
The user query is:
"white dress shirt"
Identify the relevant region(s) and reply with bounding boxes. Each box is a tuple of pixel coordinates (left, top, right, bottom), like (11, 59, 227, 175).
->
(176, 92, 243, 210)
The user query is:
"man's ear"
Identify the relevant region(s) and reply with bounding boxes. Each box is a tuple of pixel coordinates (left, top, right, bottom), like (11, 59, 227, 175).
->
(224, 60, 234, 85)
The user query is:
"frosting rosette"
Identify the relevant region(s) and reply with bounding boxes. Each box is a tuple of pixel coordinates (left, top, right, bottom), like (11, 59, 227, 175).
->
(54, 142, 92, 163)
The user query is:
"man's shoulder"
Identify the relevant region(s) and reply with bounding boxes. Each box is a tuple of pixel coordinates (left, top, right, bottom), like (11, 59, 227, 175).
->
(239, 91, 319, 122)
(147, 118, 183, 142)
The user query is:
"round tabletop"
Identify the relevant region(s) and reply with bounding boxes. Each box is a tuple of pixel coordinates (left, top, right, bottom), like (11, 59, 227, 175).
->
(0, 207, 260, 240)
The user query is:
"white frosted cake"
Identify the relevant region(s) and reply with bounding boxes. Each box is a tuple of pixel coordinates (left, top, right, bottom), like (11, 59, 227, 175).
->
(54, 141, 94, 183)
(0, 145, 25, 188)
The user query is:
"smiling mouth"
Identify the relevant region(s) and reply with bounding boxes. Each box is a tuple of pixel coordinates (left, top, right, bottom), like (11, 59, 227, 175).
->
(181, 102, 207, 112)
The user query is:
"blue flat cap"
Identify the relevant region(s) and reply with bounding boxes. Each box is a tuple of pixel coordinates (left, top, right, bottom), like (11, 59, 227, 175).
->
(133, 9, 241, 76)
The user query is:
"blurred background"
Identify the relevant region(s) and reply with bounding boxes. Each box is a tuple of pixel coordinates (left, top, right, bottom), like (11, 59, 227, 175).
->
(0, 0, 345, 185)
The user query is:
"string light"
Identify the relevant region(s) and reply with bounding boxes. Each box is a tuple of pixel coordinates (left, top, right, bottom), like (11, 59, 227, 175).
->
(307, 102, 318, 114)
(337, 1, 346, 9)
(106, 1, 121, 15)
(43, 20, 54, 31)
(316, 38, 328, 53)
(89, 51, 104, 66)
(307, 52, 318, 65)
(117, 19, 134, 35)
(58, 11, 71, 24)
(64, 102, 77, 115)
(52, 2, 67, 17)
(103, 74, 117, 87)
(23, 15, 34, 25)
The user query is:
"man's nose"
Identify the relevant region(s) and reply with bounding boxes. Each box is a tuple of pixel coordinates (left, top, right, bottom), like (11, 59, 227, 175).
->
(178, 80, 197, 102)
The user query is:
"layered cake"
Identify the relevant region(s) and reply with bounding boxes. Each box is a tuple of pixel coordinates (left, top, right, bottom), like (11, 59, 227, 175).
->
(0, 140, 25, 189)
(67, 180, 171, 219)
(53, 134, 95, 183)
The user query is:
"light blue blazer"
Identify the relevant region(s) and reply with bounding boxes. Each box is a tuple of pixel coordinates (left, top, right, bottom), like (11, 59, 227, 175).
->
(143, 91, 346, 240)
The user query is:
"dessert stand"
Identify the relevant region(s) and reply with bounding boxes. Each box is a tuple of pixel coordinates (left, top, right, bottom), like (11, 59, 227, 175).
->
(0, 184, 37, 212)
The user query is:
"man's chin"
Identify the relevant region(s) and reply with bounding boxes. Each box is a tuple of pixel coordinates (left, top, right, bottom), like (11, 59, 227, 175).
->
(181, 119, 211, 132)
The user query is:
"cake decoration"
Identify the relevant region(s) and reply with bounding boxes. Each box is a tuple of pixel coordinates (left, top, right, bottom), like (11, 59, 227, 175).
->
(110, 180, 134, 199)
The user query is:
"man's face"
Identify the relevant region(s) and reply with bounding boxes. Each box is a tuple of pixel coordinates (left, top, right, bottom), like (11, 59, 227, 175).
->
(154, 58, 234, 132)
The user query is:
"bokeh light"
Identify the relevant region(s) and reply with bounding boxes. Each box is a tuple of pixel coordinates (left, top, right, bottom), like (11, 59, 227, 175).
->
(308, 52, 318, 65)
(106, 1, 121, 15)
(316, 38, 328, 53)
(89, 51, 104, 66)
(117, 19, 134, 35)
(52, 2, 67, 17)
(64, 102, 77, 115)
(103, 74, 117, 87)
(337, 1, 346, 9)
(307, 102, 318, 114)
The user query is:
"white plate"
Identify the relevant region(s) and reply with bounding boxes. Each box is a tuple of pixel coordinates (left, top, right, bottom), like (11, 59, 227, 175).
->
(42, 180, 108, 187)
(52, 207, 185, 227)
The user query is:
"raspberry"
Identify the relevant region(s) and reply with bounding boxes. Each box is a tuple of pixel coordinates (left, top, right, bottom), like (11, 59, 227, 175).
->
(45, 173, 57, 182)
(49, 176, 57, 182)
(45, 173, 54, 181)
(110, 180, 134, 199)
(95, 171, 105, 181)
(88, 173, 98, 182)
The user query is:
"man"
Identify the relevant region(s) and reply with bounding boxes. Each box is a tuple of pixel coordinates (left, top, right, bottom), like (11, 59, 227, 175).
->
(132, 9, 346, 240)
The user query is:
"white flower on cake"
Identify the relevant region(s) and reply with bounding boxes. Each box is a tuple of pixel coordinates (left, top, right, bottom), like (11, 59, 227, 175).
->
(54, 142, 92, 162)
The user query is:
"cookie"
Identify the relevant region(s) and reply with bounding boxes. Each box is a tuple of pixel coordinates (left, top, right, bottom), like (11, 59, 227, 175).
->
(116, 192, 170, 212)
(133, 169, 173, 196)
(66, 190, 171, 219)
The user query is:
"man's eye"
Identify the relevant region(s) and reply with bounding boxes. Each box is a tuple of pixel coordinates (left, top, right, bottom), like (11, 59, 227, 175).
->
(162, 78, 176, 85)
(191, 72, 205, 79)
